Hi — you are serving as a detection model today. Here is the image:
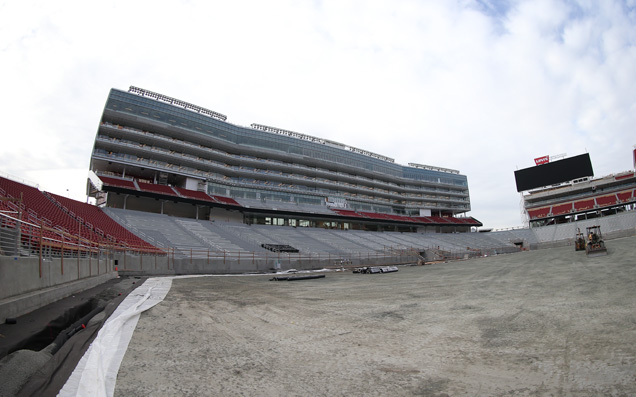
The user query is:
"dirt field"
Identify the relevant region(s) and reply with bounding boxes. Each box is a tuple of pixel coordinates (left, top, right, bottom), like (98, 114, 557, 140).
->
(115, 236, 636, 396)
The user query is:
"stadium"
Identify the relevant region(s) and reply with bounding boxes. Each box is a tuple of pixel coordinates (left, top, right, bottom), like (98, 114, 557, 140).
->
(90, 86, 479, 233)
(1, 87, 636, 395)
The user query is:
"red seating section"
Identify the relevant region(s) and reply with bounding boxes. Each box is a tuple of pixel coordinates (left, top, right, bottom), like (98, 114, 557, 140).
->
(551, 203, 573, 216)
(0, 176, 158, 251)
(615, 172, 635, 181)
(456, 217, 481, 225)
(528, 207, 550, 220)
(97, 174, 248, 209)
(331, 208, 481, 226)
(527, 187, 636, 220)
(617, 190, 633, 202)
(573, 199, 595, 212)
(99, 175, 137, 189)
(0, 176, 82, 242)
(428, 216, 452, 224)
(47, 192, 157, 250)
(595, 195, 617, 207)
(211, 195, 240, 206)
(174, 187, 216, 203)
(95, 174, 481, 225)
(98, 176, 241, 206)
(411, 217, 434, 224)
(136, 181, 178, 196)
(175, 187, 242, 206)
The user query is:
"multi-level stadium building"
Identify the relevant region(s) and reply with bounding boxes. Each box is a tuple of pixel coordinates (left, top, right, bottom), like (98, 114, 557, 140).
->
(88, 87, 480, 232)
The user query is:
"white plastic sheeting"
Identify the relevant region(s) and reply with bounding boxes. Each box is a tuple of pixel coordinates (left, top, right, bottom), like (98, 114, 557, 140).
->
(58, 277, 172, 397)
(57, 273, 296, 396)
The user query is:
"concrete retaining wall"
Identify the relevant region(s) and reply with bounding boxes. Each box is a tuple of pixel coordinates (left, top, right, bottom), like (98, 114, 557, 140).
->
(529, 213, 636, 250)
(0, 256, 117, 323)
(115, 252, 419, 276)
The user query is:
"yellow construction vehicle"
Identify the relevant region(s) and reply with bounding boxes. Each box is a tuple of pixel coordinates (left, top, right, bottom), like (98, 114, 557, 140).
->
(574, 228, 586, 251)
(585, 225, 608, 257)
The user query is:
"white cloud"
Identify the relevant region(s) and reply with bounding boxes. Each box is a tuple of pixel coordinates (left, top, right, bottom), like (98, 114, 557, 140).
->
(1, 0, 635, 228)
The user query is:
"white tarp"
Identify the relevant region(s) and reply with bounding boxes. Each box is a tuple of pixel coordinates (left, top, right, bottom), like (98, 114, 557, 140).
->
(58, 277, 172, 397)
(57, 273, 277, 396)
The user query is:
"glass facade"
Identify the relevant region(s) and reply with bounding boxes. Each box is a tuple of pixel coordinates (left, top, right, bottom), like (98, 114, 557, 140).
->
(91, 88, 471, 216)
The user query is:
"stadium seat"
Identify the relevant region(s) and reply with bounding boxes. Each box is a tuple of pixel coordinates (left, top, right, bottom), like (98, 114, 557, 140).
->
(551, 202, 573, 216)
(614, 172, 635, 181)
(573, 198, 595, 211)
(211, 195, 241, 206)
(136, 181, 178, 196)
(47, 192, 158, 250)
(411, 216, 434, 224)
(528, 207, 550, 220)
(617, 190, 633, 202)
(174, 187, 217, 203)
(0, 176, 159, 251)
(98, 175, 137, 190)
(427, 216, 452, 224)
(595, 194, 617, 207)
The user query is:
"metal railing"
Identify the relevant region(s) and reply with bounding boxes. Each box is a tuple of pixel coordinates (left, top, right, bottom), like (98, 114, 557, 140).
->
(1, 211, 423, 273)
(0, 211, 164, 275)
(161, 246, 412, 265)
(2, 210, 528, 275)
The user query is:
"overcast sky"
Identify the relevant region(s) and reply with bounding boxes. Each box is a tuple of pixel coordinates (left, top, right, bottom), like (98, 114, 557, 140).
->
(1, 0, 635, 229)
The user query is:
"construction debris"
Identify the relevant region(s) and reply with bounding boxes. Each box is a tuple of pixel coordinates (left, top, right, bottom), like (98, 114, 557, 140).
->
(353, 266, 398, 274)
(269, 274, 326, 281)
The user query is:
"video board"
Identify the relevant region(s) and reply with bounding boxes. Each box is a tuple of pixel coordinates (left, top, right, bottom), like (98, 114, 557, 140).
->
(514, 153, 594, 192)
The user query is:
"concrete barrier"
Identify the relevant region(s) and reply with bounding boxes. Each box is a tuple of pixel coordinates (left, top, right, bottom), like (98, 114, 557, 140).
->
(0, 256, 117, 323)
(114, 252, 419, 276)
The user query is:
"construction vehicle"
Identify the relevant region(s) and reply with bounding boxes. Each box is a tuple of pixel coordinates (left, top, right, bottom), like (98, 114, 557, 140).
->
(574, 228, 586, 251)
(585, 225, 608, 257)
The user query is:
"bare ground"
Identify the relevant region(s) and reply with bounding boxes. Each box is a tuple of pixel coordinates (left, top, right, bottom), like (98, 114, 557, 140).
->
(115, 236, 636, 396)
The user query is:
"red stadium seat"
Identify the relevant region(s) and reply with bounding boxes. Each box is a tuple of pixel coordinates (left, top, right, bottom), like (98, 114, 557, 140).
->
(427, 216, 452, 224)
(617, 190, 633, 202)
(136, 181, 178, 196)
(211, 195, 241, 206)
(595, 194, 617, 207)
(573, 198, 595, 211)
(174, 187, 216, 203)
(528, 207, 550, 220)
(48, 192, 158, 250)
(551, 202, 573, 216)
(614, 172, 635, 181)
(99, 175, 137, 190)
(411, 217, 434, 224)
(0, 176, 159, 251)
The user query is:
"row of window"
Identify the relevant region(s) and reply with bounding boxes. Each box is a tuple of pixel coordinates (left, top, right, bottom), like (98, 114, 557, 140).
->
(97, 122, 468, 199)
(110, 90, 468, 186)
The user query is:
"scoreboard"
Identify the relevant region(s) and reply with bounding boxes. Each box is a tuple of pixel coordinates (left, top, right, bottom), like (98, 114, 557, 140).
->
(514, 153, 594, 192)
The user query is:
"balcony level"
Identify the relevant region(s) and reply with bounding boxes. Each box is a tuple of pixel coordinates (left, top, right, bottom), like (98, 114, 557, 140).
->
(97, 122, 469, 198)
(93, 142, 469, 212)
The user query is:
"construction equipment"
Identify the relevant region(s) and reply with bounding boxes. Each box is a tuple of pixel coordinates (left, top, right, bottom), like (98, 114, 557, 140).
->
(353, 266, 398, 274)
(574, 228, 586, 251)
(585, 225, 608, 257)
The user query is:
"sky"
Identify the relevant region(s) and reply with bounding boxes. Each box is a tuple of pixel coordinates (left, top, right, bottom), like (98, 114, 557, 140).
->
(1, 0, 635, 229)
